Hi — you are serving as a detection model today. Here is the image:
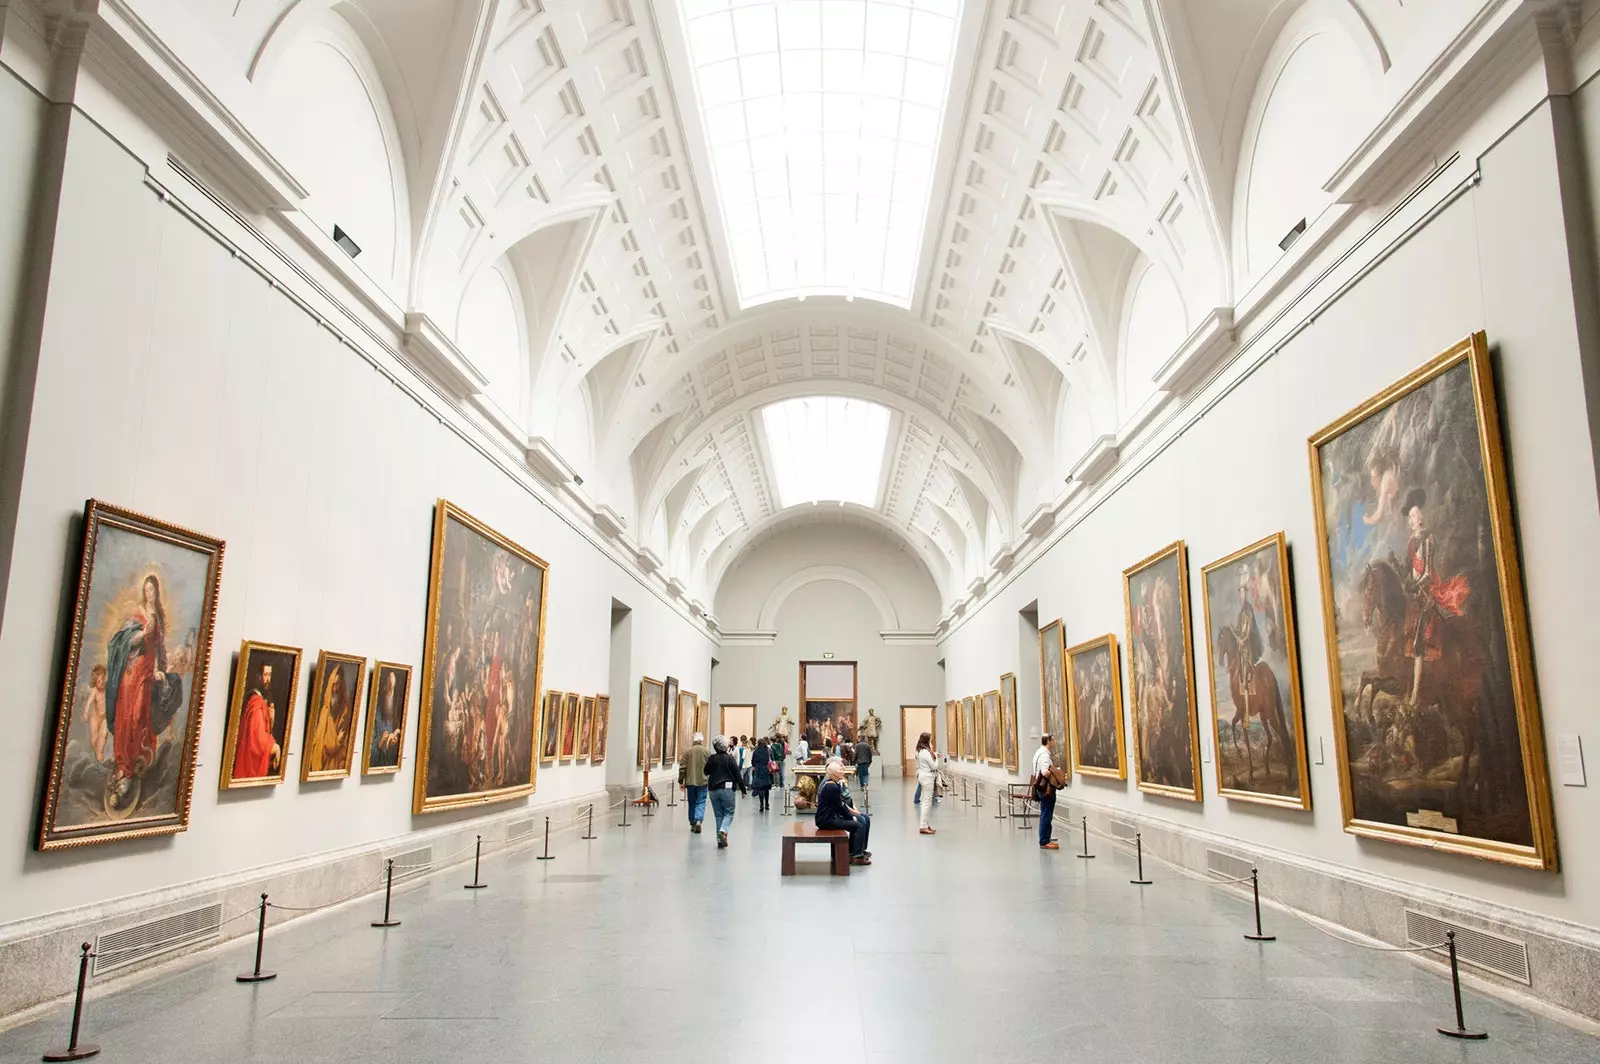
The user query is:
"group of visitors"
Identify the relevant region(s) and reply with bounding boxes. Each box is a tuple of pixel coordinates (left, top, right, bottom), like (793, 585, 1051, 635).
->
(680, 730, 791, 846)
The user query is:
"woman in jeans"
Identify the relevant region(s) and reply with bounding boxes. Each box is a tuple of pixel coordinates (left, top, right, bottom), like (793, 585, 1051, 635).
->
(704, 736, 747, 848)
(914, 732, 939, 835)
(751, 736, 774, 812)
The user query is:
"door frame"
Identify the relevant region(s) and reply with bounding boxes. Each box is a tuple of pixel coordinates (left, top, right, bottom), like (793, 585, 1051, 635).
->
(900, 704, 936, 776)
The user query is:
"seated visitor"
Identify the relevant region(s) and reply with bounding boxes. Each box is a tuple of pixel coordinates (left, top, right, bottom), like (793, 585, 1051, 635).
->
(814, 759, 871, 866)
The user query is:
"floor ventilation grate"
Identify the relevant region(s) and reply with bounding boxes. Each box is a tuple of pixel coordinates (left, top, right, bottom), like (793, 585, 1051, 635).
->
(507, 818, 537, 841)
(1405, 910, 1530, 985)
(93, 903, 222, 976)
(1205, 848, 1256, 881)
(389, 846, 432, 880)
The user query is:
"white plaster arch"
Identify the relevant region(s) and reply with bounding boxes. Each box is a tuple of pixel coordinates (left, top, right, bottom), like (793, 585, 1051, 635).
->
(1117, 257, 1190, 422)
(758, 567, 901, 632)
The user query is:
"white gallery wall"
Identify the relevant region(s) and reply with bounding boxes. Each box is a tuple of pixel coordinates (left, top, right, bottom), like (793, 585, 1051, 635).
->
(942, 88, 1600, 938)
(0, 99, 713, 928)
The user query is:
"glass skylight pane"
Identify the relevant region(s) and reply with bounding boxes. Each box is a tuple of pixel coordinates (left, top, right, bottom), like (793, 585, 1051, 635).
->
(761, 397, 891, 508)
(680, 0, 960, 306)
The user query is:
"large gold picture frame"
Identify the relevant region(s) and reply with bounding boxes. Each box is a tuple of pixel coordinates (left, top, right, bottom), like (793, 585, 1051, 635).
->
(1037, 618, 1070, 776)
(1308, 333, 1556, 868)
(37, 501, 224, 850)
(413, 500, 548, 814)
(539, 690, 562, 765)
(960, 695, 976, 760)
(1200, 533, 1311, 809)
(592, 695, 610, 764)
(559, 691, 580, 762)
(1000, 674, 1020, 773)
(577, 695, 595, 761)
(981, 689, 1001, 765)
(1124, 541, 1203, 801)
(361, 661, 411, 776)
(677, 690, 697, 760)
(1066, 634, 1126, 781)
(219, 640, 302, 790)
(944, 699, 958, 759)
(639, 677, 664, 768)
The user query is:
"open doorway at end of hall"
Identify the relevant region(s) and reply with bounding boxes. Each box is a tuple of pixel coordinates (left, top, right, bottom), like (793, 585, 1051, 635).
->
(900, 705, 935, 776)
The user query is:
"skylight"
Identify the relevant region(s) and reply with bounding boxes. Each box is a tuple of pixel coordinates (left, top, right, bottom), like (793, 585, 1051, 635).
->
(680, 0, 960, 307)
(761, 396, 891, 507)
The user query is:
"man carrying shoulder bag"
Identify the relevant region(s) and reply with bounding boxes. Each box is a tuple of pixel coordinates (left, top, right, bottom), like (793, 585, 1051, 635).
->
(1030, 734, 1065, 850)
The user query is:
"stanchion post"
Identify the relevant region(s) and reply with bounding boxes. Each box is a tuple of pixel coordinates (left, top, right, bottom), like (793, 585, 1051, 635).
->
(1077, 816, 1096, 859)
(1130, 833, 1152, 885)
(961, 778, 968, 803)
(582, 804, 597, 840)
(668, 783, 677, 808)
(618, 795, 631, 828)
(236, 894, 277, 982)
(536, 816, 556, 861)
(974, 782, 983, 809)
(1243, 868, 1275, 942)
(1437, 931, 1488, 1039)
(464, 835, 487, 889)
(371, 858, 401, 928)
(42, 943, 100, 1061)
(782, 784, 793, 816)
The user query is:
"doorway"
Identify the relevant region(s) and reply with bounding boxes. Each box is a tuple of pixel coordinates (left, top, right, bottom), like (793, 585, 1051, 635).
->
(720, 704, 756, 740)
(901, 705, 935, 775)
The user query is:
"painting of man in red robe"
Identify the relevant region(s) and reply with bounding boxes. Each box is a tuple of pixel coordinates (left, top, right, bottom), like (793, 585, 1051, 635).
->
(221, 643, 300, 788)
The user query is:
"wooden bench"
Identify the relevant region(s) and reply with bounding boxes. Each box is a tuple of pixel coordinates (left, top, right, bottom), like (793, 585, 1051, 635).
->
(781, 823, 850, 876)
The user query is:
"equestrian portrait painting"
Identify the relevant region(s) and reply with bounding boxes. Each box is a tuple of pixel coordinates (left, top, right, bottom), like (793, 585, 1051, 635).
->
(1201, 533, 1310, 809)
(1308, 333, 1555, 868)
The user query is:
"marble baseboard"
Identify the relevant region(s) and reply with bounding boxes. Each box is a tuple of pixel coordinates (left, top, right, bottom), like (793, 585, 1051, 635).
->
(943, 766, 1600, 1026)
(0, 789, 607, 1022)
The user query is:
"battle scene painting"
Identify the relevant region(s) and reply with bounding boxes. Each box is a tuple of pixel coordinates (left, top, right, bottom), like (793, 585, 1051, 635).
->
(1038, 620, 1068, 774)
(1125, 543, 1202, 801)
(38, 502, 223, 850)
(1067, 634, 1124, 780)
(1309, 335, 1555, 867)
(1201, 533, 1310, 809)
(414, 502, 547, 814)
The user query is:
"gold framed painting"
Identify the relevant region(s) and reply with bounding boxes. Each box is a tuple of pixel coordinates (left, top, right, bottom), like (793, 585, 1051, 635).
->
(559, 691, 580, 762)
(413, 500, 549, 814)
(960, 695, 976, 760)
(661, 676, 679, 764)
(695, 699, 709, 740)
(1066, 634, 1126, 780)
(1308, 333, 1556, 868)
(37, 501, 225, 851)
(301, 651, 365, 782)
(577, 695, 595, 761)
(1038, 618, 1070, 776)
(639, 677, 664, 768)
(999, 674, 1020, 773)
(219, 640, 302, 789)
(1201, 533, 1310, 809)
(1124, 541, 1203, 801)
(539, 690, 562, 765)
(944, 700, 958, 761)
(677, 690, 697, 761)
(362, 661, 411, 775)
(592, 695, 610, 764)
(981, 690, 1001, 765)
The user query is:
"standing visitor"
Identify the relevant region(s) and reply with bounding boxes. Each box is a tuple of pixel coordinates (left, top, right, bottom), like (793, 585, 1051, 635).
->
(796, 734, 811, 764)
(681, 732, 710, 835)
(1030, 734, 1064, 850)
(914, 732, 938, 835)
(853, 734, 873, 791)
(752, 735, 774, 812)
(705, 736, 747, 848)
(736, 735, 749, 788)
(771, 732, 786, 791)
(815, 760, 871, 865)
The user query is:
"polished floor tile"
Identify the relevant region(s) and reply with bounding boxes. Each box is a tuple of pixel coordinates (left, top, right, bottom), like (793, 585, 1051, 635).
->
(1, 782, 1595, 1064)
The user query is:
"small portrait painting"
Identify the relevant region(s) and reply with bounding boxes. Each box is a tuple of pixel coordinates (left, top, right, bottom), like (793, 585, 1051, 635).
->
(37, 501, 224, 851)
(1038, 619, 1069, 774)
(302, 651, 365, 781)
(540, 690, 562, 765)
(592, 695, 611, 764)
(363, 662, 411, 775)
(577, 696, 594, 760)
(1067, 634, 1125, 780)
(1125, 542, 1202, 801)
(220, 641, 302, 789)
(560, 692, 580, 761)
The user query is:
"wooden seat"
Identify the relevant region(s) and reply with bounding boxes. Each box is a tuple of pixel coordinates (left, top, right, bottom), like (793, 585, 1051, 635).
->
(782, 823, 850, 876)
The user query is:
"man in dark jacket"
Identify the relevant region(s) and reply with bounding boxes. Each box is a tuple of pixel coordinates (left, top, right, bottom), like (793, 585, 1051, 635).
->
(853, 737, 872, 791)
(680, 733, 710, 833)
(815, 759, 871, 865)
(704, 736, 747, 849)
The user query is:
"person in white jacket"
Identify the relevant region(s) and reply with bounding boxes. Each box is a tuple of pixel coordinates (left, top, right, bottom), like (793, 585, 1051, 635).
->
(914, 732, 939, 834)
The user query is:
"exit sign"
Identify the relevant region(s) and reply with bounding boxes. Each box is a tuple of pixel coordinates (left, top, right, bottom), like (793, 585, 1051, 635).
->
(822, 652, 834, 659)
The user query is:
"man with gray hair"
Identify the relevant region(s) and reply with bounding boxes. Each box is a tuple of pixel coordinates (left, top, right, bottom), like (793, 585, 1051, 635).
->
(680, 731, 710, 834)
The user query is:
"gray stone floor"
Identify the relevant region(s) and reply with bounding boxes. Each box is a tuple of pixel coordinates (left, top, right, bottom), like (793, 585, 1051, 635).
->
(2, 782, 1597, 1063)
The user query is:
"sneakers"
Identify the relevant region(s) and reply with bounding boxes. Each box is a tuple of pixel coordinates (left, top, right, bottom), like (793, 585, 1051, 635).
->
(691, 822, 702, 834)
(850, 854, 872, 866)
(717, 831, 728, 848)
(1040, 841, 1060, 850)
(919, 827, 936, 835)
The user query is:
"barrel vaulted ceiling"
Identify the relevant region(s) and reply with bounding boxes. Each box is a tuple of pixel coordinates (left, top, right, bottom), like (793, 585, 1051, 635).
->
(108, 0, 1548, 619)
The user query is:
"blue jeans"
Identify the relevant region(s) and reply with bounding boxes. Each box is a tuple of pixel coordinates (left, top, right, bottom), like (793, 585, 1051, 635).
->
(709, 787, 737, 834)
(1038, 791, 1056, 846)
(856, 763, 870, 789)
(686, 785, 707, 826)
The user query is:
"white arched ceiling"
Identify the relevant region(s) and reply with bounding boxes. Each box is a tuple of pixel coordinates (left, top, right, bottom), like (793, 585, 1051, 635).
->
(455, 258, 527, 421)
(1118, 258, 1190, 420)
(757, 567, 901, 632)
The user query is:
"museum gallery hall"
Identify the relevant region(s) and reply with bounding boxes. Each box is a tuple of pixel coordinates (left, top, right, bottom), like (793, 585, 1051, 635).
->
(5, 1, 1600, 1061)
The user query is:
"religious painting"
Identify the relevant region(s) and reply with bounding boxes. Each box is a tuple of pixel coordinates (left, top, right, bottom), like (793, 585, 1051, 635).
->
(960, 696, 976, 760)
(945, 700, 958, 760)
(37, 501, 224, 851)
(539, 690, 562, 765)
(662, 676, 679, 764)
(301, 651, 365, 781)
(414, 501, 548, 814)
(1201, 533, 1311, 809)
(559, 691, 580, 762)
(1308, 333, 1556, 868)
(802, 702, 856, 750)
(639, 678, 664, 767)
(695, 699, 709, 740)
(1124, 542, 1203, 801)
(1000, 674, 1020, 773)
(362, 662, 410, 775)
(218, 641, 301, 789)
(577, 695, 594, 761)
(592, 695, 610, 764)
(1066, 635, 1125, 780)
(1038, 619, 1069, 775)
(677, 690, 697, 759)
(981, 690, 1001, 765)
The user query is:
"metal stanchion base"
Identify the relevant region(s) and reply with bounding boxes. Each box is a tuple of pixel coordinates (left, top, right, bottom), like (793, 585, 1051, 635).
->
(536, 854, 555, 861)
(582, 833, 598, 840)
(1243, 933, 1276, 942)
(1130, 879, 1153, 886)
(1077, 853, 1096, 859)
(235, 971, 277, 983)
(463, 882, 487, 890)
(371, 919, 401, 928)
(1438, 1027, 1488, 1041)
(42, 1044, 100, 1061)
